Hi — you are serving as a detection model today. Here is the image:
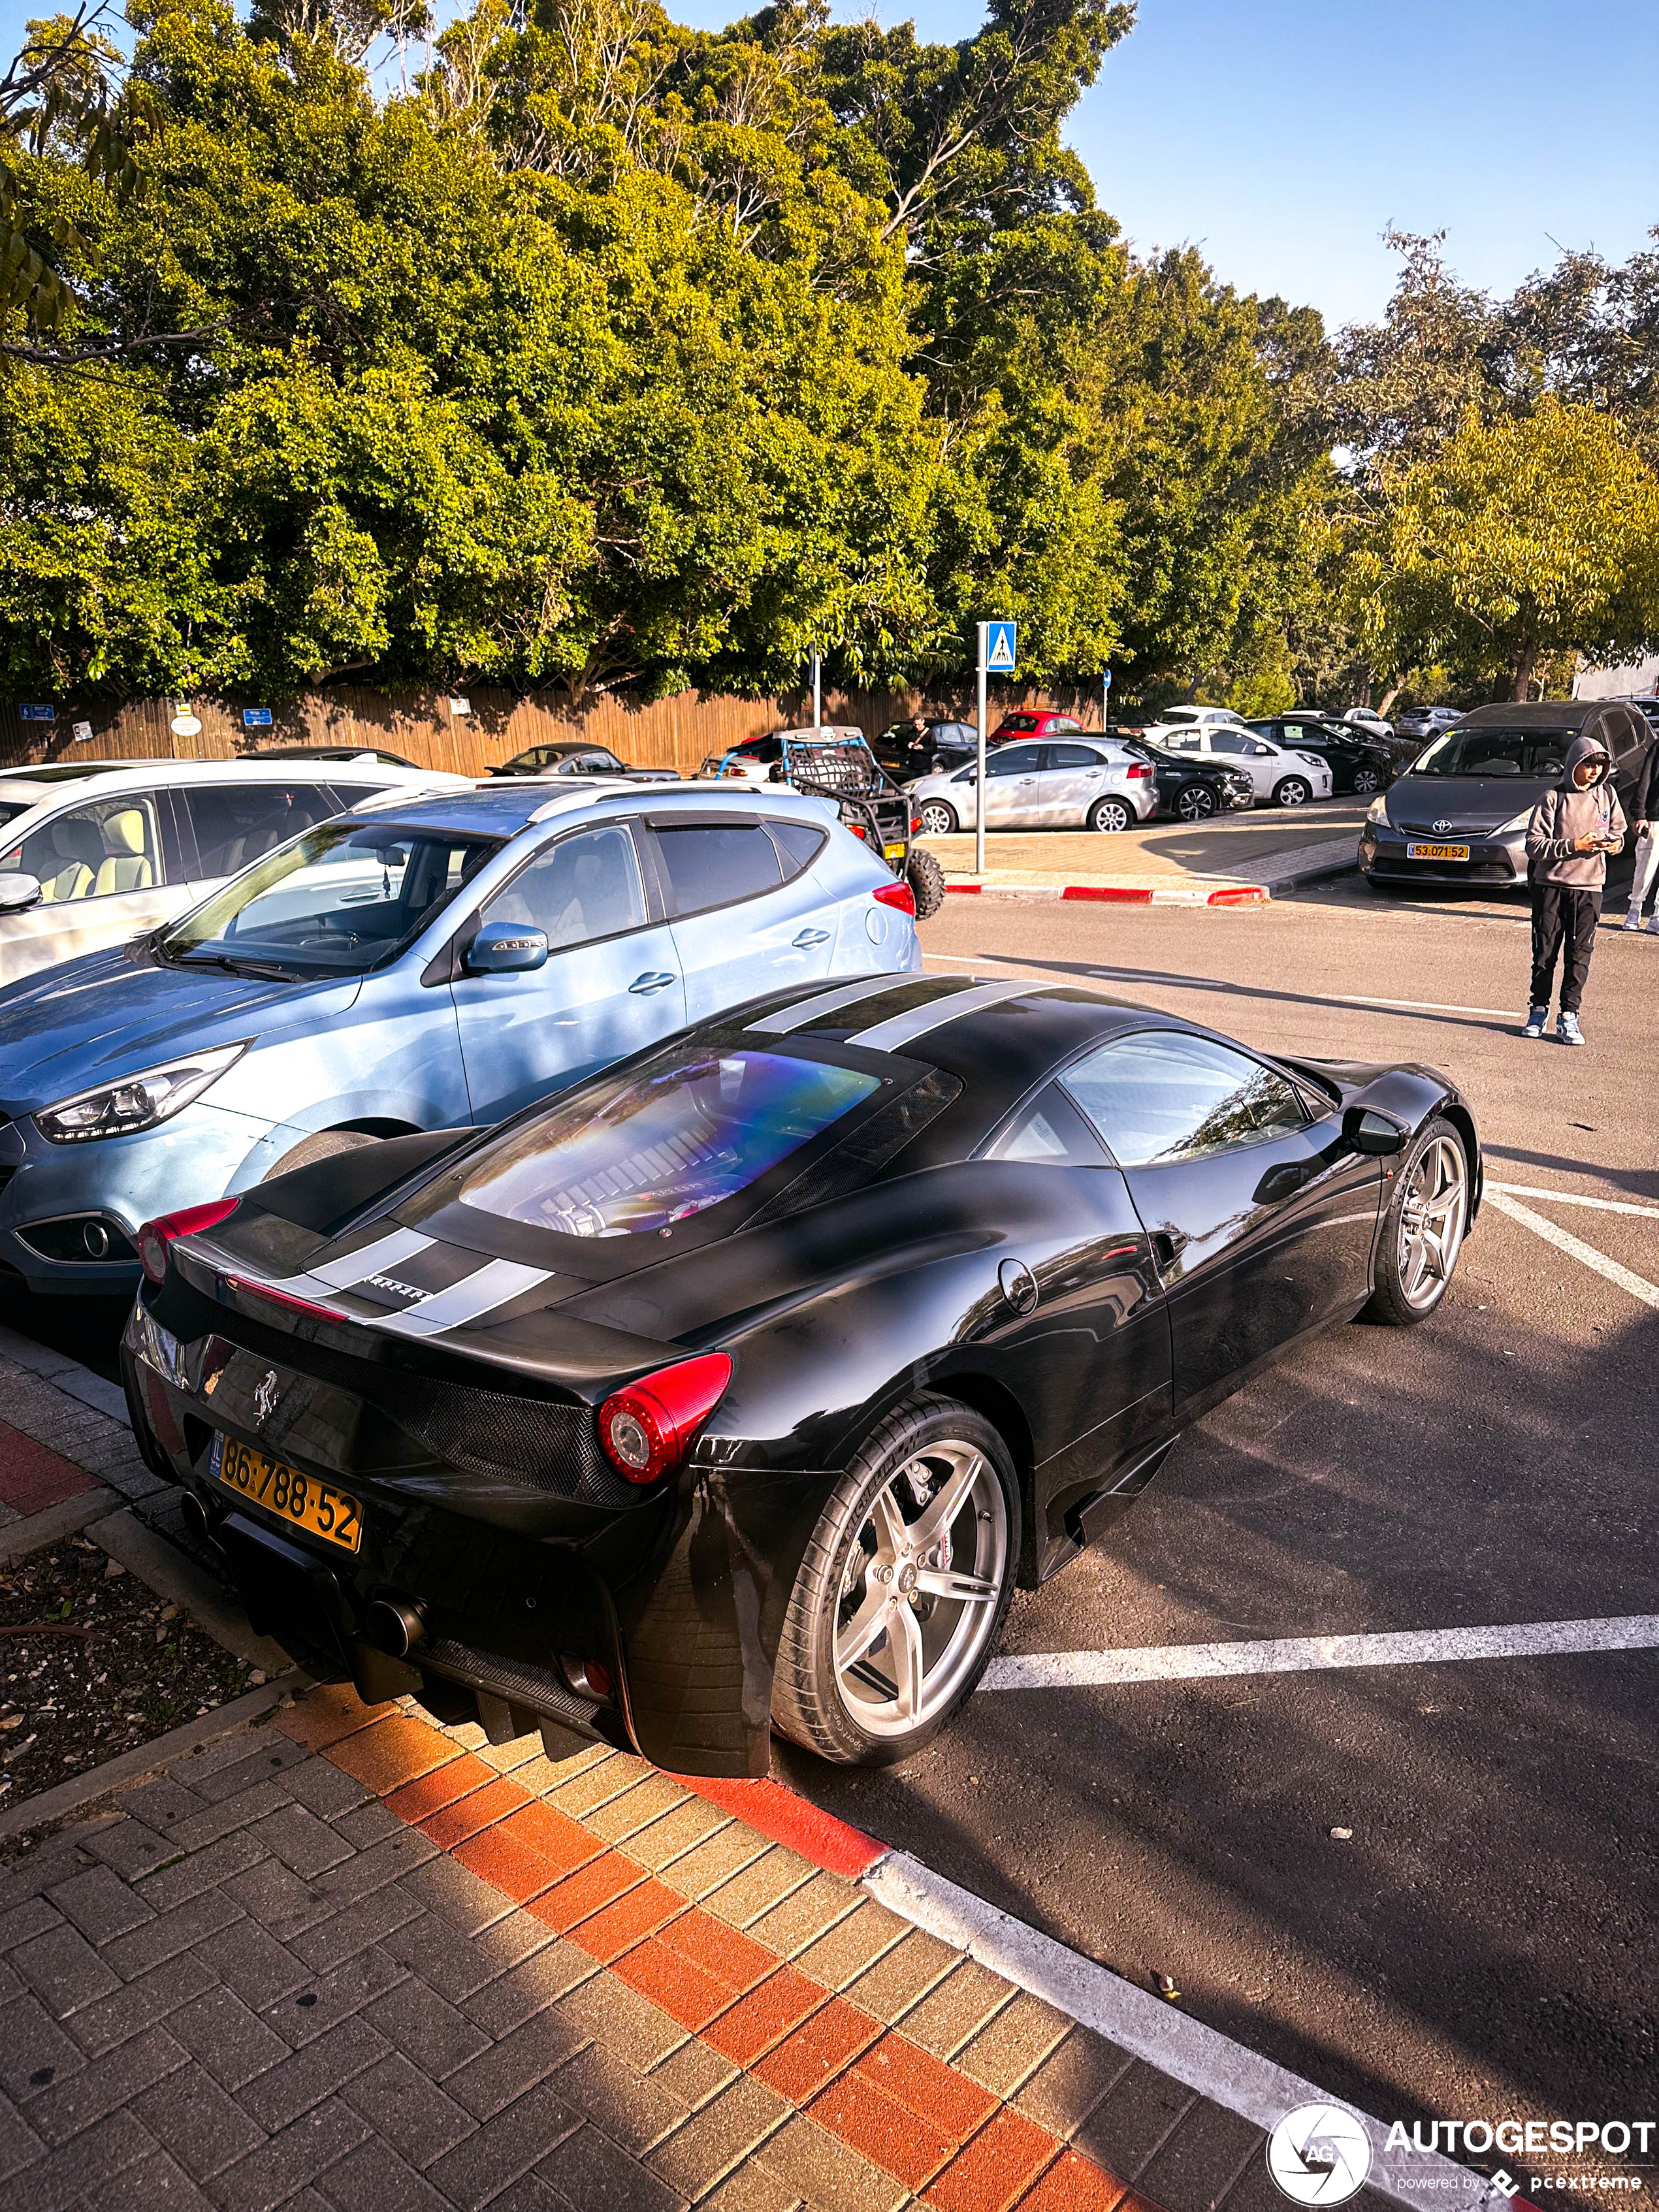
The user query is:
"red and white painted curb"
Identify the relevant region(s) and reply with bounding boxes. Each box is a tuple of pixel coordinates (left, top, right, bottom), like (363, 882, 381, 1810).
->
(692, 1775, 1521, 2212)
(944, 882, 1268, 906)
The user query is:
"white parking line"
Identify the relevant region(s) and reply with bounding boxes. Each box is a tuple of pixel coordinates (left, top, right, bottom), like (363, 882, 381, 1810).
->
(980, 1614, 1659, 1691)
(1484, 1189, 1659, 1309)
(1489, 1179, 1659, 1219)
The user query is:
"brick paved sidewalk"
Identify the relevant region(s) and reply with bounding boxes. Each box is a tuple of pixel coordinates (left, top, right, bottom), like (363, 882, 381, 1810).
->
(0, 1678, 1293, 2212)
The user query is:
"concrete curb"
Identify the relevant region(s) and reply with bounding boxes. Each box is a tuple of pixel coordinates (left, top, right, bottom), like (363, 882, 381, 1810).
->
(0, 1670, 303, 1843)
(943, 880, 1268, 906)
(0, 1486, 118, 1564)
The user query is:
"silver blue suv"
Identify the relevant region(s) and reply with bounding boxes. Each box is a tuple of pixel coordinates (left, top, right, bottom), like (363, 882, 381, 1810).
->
(0, 780, 920, 1296)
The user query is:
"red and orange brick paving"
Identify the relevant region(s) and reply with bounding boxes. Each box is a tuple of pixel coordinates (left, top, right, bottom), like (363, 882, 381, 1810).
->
(0, 1675, 1278, 2212)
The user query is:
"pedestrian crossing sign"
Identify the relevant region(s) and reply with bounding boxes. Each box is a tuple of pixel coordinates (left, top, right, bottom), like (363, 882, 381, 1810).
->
(984, 620, 1018, 673)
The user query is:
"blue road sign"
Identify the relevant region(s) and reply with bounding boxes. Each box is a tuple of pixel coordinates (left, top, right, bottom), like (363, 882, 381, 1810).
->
(18, 703, 53, 722)
(243, 707, 273, 728)
(1102, 667, 1112, 689)
(986, 620, 1018, 673)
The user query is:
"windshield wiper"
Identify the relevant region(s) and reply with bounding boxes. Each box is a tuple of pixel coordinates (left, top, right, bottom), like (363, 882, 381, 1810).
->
(173, 951, 294, 981)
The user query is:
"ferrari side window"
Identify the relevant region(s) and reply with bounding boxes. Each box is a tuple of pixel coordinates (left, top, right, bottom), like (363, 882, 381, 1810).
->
(1060, 1033, 1307, 1168)
(983, 1083, 1110, 1165)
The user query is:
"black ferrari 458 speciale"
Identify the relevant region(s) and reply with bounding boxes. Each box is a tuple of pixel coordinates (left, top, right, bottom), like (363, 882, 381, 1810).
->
(122, 971, 1482, 1776)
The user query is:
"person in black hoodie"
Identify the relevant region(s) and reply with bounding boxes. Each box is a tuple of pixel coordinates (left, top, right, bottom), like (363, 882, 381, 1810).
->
(1522, 733, 1626, 1044)
(1621, 737, 1659, 933)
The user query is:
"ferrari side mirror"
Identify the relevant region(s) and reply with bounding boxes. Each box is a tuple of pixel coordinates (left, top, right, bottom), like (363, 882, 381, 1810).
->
(1344, 1105, 1408, 1156)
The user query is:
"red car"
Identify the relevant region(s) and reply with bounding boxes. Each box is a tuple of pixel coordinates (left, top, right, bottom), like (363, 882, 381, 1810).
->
(988, 709, 1088, 743)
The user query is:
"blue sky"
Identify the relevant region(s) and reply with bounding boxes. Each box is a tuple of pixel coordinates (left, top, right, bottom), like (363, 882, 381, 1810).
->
(10, 0, 1655, 330)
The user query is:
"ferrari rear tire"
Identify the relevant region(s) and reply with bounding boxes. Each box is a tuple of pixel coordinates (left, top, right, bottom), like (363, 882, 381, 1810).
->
(907, 847, 946, 920)
(1363, 1115, 1470, 1326)
(916, 800, 958, 837)
(261, 1129, 381, 1183)
(771, 1398, 1020, 1767)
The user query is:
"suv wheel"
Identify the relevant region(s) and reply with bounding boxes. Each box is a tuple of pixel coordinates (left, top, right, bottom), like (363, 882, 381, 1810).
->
(1175, 782, 1217, 821)
(1088, 795, 1132, 833)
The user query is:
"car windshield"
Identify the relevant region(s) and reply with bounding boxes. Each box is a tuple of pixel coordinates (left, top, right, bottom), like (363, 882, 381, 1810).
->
(1411, 728, 1575, 778)
(454, 1049, 881, 1238)
(158, 822, 498, 977)
(0, 801, 30, 833)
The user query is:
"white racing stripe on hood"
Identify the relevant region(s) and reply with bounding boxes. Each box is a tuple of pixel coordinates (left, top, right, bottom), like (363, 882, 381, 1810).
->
(306, 1228, 437, 1290)
(748, 975, 917, 1036)
(364, 1257, 553, 1338)
(848, 979, 1046, 1053)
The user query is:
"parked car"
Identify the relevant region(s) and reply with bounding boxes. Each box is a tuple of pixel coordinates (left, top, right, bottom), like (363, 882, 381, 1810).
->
(1343, 707, 1394, 740)
(1391, 705, 1465, 744)
(121, 972, 1482, 1774)
(909, 739, 1157, 835)
(1118, 740, 1255, 820)
(1140, 706, 1250, 744)
(0, 756, 472, 987)
(255, 746, 421, 769)
(986, 709, 1088, 743)
(489, 742, 678, 782)
(0, 782, 919, 1298)
(1359, 699, 1654, 893)
(873, 720, 981, 780)
(700, 729, 944, 917)
(1248, 718, 1394, 795)
(1626, 697, 1659, 735)
(1150, 723, 1334, 807)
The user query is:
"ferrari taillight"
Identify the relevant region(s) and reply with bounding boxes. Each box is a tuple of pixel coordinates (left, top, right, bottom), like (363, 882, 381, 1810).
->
(136, 1198, 241, 1285)
(598, 1354, 733, 1485)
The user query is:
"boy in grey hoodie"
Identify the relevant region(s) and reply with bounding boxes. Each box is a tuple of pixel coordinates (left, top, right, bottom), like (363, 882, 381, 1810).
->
(1522, 732, 1626, 1044)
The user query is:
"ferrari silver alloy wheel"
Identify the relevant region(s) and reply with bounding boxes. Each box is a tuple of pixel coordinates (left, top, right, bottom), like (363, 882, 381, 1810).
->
(1396, 1134, 1467, 1310)
(833, 1441, 1008, 1740)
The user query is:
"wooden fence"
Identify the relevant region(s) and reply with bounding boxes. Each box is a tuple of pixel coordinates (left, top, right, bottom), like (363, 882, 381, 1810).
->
(0, 682, 1114, 778)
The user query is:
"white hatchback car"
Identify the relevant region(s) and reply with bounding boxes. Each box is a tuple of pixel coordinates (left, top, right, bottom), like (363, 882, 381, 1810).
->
(908, 738, 1157, 834)
(1152, 724, 1334, 807)
(1140, 705, 1251, 744)
(0, 755, 473, 986)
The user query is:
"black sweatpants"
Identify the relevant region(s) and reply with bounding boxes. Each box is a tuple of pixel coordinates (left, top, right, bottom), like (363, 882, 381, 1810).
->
(1530, 884, 1602, 1014)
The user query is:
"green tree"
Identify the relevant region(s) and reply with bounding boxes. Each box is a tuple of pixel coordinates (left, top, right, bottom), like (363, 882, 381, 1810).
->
(1358, 399, 1659, 702)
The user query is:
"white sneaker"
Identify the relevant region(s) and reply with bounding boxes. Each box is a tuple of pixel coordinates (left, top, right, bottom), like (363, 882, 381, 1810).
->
(1624, 912, 1643, 929)
(1649, 919, 1659, 936)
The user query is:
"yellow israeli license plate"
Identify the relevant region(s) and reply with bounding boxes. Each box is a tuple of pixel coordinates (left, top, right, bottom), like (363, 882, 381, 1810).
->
(211, 1434, 362, 1553)
(1406, 841, 1470, 861)
(884, 842, 907, 861)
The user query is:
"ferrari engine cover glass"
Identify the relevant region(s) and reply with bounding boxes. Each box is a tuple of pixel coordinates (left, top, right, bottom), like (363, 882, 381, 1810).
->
(457, 1050, 881, 1236)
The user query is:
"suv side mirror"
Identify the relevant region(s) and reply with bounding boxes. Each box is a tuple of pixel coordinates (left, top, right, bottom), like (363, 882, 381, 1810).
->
(0, 872, 42, 915)
(465, 920, 548, 974)
(1344, 1105, 1408, 1156)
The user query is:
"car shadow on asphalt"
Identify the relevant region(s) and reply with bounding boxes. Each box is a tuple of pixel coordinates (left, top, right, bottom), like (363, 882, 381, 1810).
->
(944, 950, 1524, 1036)
(770, 1286, 1659, 2140)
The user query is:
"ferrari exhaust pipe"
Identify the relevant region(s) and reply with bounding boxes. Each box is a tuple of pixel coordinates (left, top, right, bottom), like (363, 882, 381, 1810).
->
(365, 1595, 426, 1659)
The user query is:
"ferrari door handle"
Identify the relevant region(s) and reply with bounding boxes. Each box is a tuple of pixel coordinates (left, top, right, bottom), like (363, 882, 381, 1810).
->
(629, 971, 677, 995)
(792, 928, 831, 948)
(1150, 1230, 1188, 1275)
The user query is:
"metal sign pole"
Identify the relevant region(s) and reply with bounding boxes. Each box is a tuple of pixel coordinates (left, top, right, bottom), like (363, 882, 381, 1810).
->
(811, 649, 821, 730)
(976, 622, 988, 877)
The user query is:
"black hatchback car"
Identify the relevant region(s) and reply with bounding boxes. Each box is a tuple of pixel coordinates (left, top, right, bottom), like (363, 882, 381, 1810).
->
(1248, 718, 1394, 795)
(122, 974, 1480, 1778)
(1359, 699, 1654, 891)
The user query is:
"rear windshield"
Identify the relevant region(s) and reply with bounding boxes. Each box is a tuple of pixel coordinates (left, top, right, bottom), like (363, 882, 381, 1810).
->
(455, 1050, 881, 1238)
(1413, 729, 1576, 777)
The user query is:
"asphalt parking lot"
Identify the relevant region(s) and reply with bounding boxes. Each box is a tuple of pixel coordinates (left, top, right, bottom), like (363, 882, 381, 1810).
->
(4, 866, 1654, 2160)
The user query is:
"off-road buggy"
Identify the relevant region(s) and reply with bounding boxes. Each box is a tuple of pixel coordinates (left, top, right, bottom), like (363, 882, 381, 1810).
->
(699, 726, 946, 919)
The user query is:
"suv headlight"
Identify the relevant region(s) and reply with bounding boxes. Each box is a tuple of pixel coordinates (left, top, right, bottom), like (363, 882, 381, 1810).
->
(35, 1043, 250, 1145)
(1366, 795, 1389, 824)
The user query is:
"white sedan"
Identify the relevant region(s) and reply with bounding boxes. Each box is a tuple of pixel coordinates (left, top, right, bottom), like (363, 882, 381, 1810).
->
(908, 739, 1157, 834)
(1152, 724, 1334, 805)
(1140, 705, 1252, 744)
